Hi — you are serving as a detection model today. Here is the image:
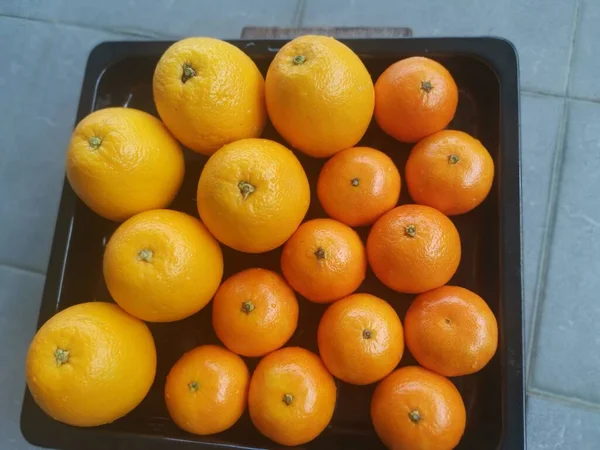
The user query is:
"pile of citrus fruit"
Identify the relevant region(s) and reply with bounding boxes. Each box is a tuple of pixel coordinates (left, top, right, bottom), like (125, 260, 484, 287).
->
(25, 35, 498, 450)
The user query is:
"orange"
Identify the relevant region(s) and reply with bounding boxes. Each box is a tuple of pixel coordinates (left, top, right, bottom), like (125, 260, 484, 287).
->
(375, 57, 458, 143)
(371, 366, 466, 450)
(317, 147, 401, 227)
(317, 293, 404, 385)
(248, 347, 336, 446)
(26, 302, 156, 427)
(197, 138, 310, 253)
(367, 205, 461, 294)
(66, 107, 184, 221)
(406, 130, 495, 215)
(405, 285, 498, 377)
(266, 35, 374, 158)
(153, 37, 266, 155)
(165, 345, 249, 435)
(103, 209, 223, 322)
(281, 218, 366, 303)
(212, 268, 299, 357)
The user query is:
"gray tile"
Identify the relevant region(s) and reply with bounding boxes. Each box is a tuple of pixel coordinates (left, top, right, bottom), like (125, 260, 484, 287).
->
(0, 0, 298, 39)
(569, 0, 600, 100)
(302, 0, 577, 95)
(531, 100, 600, 402)
(0, 266, 45, 449)
(527, 395, 600, 449)
(520, 94, 565, 352)
(0, 17, 134, 273)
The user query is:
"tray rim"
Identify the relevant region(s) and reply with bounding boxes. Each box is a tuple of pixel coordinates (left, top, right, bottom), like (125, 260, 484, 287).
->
(20, 36, 524, 450)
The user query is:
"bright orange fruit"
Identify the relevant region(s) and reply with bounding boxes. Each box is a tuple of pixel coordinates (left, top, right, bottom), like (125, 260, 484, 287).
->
(375, 57, 458, 143)
(317, 147, 401, 227)
(404, 285, 498, 377)
(367, 205, 461, 294)
(281, 218, 367, 303)
(212, 268, 299, 357)
(318, 293, 404, 385)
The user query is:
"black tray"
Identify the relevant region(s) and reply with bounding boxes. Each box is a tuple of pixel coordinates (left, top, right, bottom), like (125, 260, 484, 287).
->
(21, 38, 523, 450)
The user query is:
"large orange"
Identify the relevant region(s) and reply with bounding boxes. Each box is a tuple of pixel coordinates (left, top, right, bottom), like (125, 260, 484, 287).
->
(66, 107, 184, 221)
(153, 37, 266, 155)
(248, 347, 336, 446)
(281, 218, 366, 303)
(212, 268, 299, 357)
(197, 138, 310, 253)
(406, 130, 495, 215)
(26, 302, 156, 427)
(266, 35, 374, 158)
(103, 209, 223, 322)
(165, 345, 249, 435)
(371, 366, 466, 450)
(405, 285, 498, 377)
(375, 57, 458, 143)
(317, 293, 404, 385)
(317, 147, 401, 227)
(367, 205, 461, 294)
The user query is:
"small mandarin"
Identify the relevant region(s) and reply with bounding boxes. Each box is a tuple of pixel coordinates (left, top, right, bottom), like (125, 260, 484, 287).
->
(165, 345, 249, 435)
(367, 205, 461, 294)
(281, 218, 367, 303)
(212, 268, 299, 357)
(317, 147, 401, 227)
(405, 285, 498, 377)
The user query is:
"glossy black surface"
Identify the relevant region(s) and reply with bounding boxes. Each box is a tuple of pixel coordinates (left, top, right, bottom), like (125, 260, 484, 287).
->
(21, 38, 523, 450)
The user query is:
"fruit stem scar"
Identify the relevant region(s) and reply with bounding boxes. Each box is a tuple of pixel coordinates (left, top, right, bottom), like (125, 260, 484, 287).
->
(55, 348, 69, 366)
(421, 80, 434, 92)
(448, 154, 460, 164)
(282, 393, 294, 405)
(445, 318, 452, 324)
(88, 136, 102, 150)
(238, 181, 256, 200)
(292, 55, 306, 65)
(351, 177, 360, 187)
(409, 409, 422, 423)
(241, 301, 255, 314)
(314, 247, 326, 260)
(363, 329, 372, 339)
(181, 63, 196, 83)
(405, 225, 417, 237)
(188, 381, 199, 392)
(137, 248, 153, 263)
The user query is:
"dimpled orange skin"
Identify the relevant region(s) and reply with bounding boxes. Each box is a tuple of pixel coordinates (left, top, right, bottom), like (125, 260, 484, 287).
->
(212, 268, 299, 357)
(66, 107, 184, 221)
(248, 347, 336, 446)
(375, 57, 458, 143)
(317, 147, 401, 227)
(317, 293, 404, 385)
(26, 302, 156, 427)
(165, 345, 249, 435)
(266, 35, 374, 158)
(103, 209, 223, 322)
(367, 205, 461, 294)
(197, 138, 310, 253)
(371, 366, 466, 450)
(405, 285, 498, 377)
(281, 218, 367, 303)
(406, 130, 495, 216)
(153, 37, 266, 155)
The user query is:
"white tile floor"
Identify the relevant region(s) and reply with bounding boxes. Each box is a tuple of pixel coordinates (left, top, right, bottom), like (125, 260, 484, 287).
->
(1, 0, 599, 448)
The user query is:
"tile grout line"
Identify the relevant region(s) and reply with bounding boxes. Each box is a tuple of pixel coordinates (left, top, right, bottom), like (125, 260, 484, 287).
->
(0, 12, 175, 39)
(292, 0, 308, 27)
(529, 387, 600, 414)
(0, 263, 46, 277)
(525, 100, 570, 388)
(564, 0, 582, 98)
(525, 0, 581, 388)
